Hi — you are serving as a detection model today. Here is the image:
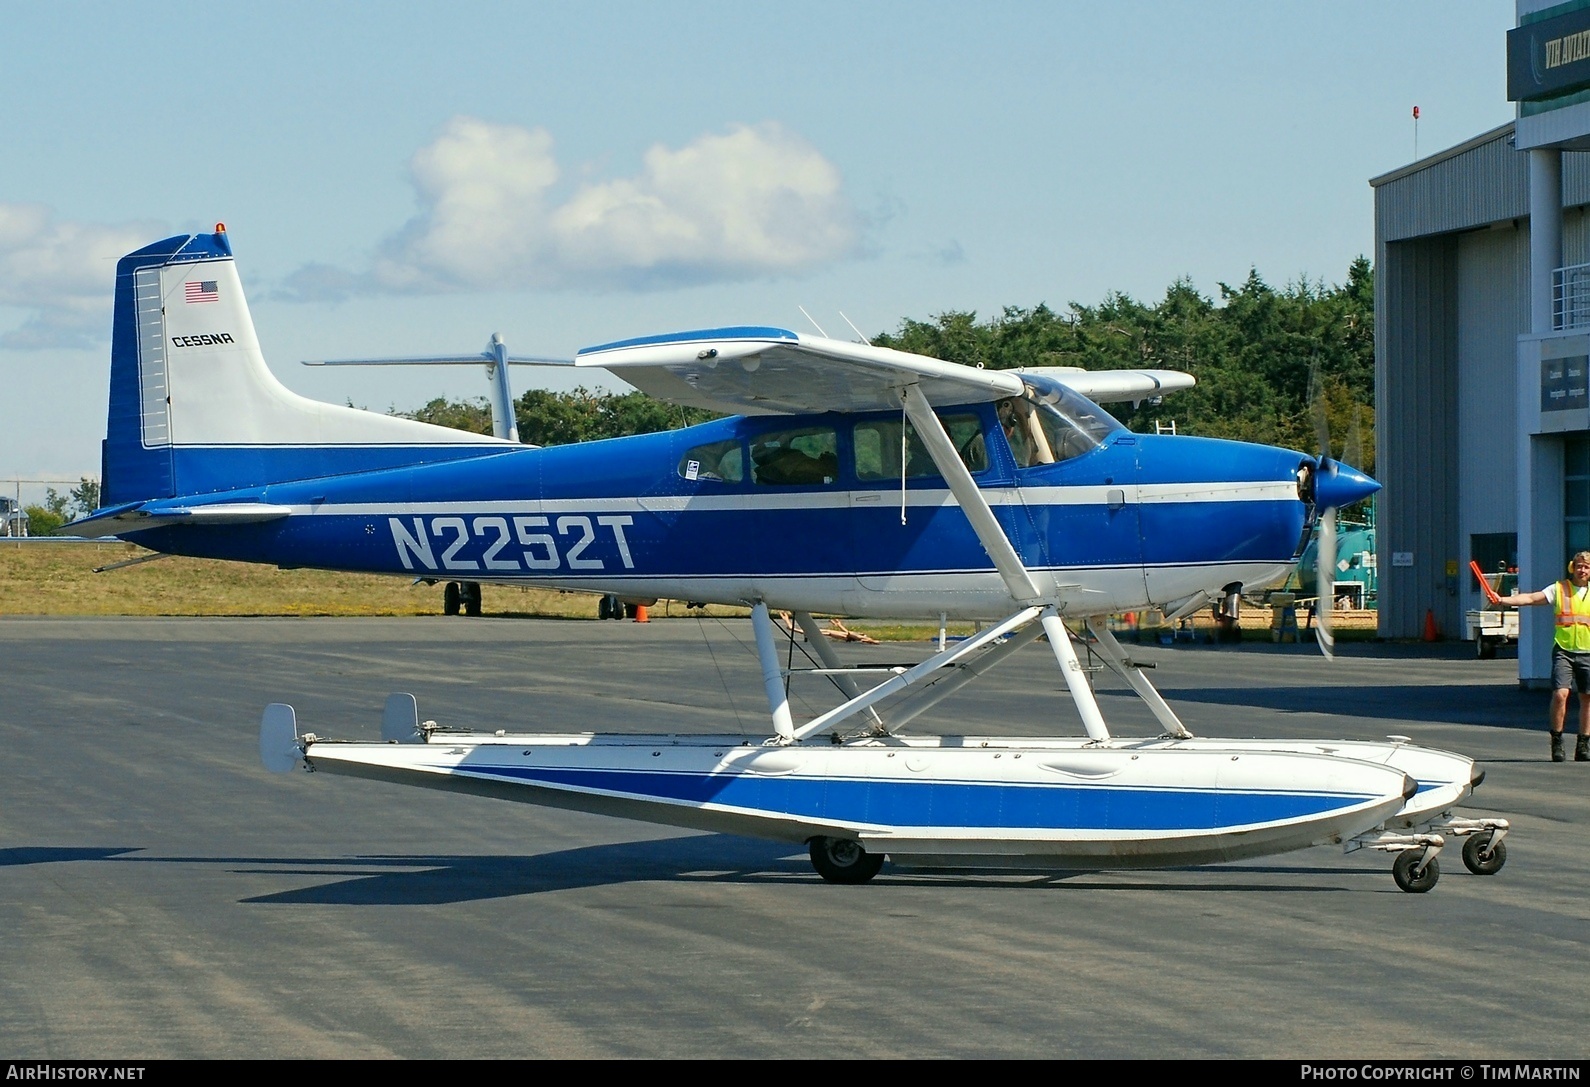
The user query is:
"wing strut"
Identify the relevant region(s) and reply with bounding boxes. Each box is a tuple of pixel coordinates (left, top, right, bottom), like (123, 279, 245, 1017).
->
(791, 611, 886, 733)
(873, 621, 1048, 733)
(750, 602, 796, 743)
(899, 382, 1111, 742)
(1085, 617, 1193, 739)
(789, 607, 1044, 742)
(1040, 609, 1111, 742)
(899, 384, 1045, 606)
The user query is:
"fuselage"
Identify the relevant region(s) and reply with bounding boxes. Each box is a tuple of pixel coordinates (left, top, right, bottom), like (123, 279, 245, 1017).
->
(124, 398, 1313, 621)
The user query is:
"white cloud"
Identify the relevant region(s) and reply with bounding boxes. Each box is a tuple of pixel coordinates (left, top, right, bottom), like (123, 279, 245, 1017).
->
(372, 118, 561, 291)
(364, 117, 860, 292)
(0, 205, 162, 349)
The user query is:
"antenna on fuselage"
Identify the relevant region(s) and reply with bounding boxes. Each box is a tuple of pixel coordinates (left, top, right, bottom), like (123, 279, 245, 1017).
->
(838, 311, 870, 344)
(798, 306, 828, 338)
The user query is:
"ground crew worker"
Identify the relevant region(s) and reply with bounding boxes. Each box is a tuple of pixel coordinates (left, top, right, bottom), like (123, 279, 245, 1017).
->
(1492, 551, 1590, 761)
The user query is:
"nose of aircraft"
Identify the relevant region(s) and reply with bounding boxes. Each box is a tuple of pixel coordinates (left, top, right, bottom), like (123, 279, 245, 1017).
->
(1313, 458, 1379, 510)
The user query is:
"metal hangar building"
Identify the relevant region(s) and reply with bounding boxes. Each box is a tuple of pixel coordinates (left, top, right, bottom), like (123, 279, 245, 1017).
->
(1372, 0, 1590, 684)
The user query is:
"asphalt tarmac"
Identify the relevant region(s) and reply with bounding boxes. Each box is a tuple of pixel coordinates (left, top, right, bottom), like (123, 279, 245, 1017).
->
(1, 616, 1583, 1059)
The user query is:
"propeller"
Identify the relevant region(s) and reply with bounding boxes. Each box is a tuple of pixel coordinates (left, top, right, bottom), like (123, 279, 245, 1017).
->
(1305, 362, 1380, 659)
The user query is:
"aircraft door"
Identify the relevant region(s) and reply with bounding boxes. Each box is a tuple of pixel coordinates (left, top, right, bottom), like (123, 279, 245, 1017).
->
(1000, 394, 1149, 608)
(854, 411, 998, 598)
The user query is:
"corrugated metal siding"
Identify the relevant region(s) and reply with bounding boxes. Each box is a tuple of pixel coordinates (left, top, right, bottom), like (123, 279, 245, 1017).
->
(1375, 134, 1528, 242)
(1456, 226, 1530, 619)
(1376, 236, 1461, 638)
(1564, 153, 1590, 208)
(1564, 206, 1590, 266)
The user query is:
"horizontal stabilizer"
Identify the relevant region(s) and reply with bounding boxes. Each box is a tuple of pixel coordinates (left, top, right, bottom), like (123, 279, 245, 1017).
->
(304, 353, 574, 368)
(64, 501, 293, 535)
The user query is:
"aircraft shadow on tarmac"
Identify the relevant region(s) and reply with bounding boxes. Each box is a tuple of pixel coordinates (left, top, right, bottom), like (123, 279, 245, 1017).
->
(4, 841, 1398, 900)
(0, 846, 143, 866)
(1110, 683, 1541, 730)
(236, 842, 1388, 902)
(208, 843, 1401, 902)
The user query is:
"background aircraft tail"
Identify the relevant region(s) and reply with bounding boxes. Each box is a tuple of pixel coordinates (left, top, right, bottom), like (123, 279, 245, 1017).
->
(102, 226, 506, 506)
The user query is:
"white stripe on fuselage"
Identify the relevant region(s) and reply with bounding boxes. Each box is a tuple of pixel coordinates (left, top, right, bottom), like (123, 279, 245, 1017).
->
(269, 479, 1297, 518)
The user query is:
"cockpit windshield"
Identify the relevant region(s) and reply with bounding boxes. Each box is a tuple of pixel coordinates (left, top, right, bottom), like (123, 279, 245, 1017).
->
(996, 377, 1124, 468)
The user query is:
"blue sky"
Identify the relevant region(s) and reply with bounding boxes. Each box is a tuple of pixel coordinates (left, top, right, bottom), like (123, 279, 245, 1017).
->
(0, 2, 1515, 502)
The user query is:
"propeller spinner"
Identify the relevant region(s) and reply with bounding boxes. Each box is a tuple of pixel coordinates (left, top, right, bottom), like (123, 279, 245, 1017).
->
(1308, 456, 1380, 659)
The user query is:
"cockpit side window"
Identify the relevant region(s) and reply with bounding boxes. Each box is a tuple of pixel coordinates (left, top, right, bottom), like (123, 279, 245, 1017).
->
(750, 427, 839, 485)
(854, 414, 986, 482)
(997, 398, 1053, 469)
(679, 439, 744, 483)
(996, 384, 1121, 468)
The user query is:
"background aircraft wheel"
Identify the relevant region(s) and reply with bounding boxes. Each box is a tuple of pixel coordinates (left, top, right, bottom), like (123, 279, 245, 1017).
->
(1392, 851, 1440, 893)
(462, 581, 482, 617)
(808, 836, 884, 884)
(1462, 834, 1507, 875)
(443, 582, 461, 616)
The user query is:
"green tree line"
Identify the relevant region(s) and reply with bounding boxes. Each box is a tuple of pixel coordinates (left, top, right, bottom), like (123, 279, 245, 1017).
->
(872, 258, 1374, 475)
(418, 259, 1375, 472)
(23, 478, 100, 534)
(406, 388, 718, 447)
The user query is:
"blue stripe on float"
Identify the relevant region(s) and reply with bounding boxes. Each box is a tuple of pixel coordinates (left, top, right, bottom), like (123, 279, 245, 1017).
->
(461, 766, 1372, 831)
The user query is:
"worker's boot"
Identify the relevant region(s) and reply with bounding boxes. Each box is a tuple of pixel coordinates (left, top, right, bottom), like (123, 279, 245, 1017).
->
(1552, 732, 1566, 762)
(1577, 736, 1589, 762)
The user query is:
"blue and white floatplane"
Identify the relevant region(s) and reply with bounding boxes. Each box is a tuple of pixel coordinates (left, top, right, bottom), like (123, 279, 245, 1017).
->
(74, 227, 1506, 891)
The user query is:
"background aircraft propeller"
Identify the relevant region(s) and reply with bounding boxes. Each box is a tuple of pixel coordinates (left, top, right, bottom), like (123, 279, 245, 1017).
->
(1305, 360, 1378, 660)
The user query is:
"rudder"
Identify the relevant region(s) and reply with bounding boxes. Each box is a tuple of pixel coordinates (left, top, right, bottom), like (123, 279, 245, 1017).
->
(102, 225, 505, 507)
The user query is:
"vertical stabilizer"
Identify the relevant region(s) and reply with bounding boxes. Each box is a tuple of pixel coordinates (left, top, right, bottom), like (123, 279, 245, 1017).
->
(103, 226, 507, 506)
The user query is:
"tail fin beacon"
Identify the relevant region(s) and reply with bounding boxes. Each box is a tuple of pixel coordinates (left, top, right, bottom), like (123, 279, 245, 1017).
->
(103, 225, 506, 506)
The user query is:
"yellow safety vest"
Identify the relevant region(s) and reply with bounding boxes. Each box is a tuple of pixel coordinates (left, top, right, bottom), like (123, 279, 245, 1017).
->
(1555, 580, 1590, 652)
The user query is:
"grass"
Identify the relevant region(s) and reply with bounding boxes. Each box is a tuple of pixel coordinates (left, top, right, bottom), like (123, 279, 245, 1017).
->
(0, 540, 1382, 641)
(0, 541, 739, 620)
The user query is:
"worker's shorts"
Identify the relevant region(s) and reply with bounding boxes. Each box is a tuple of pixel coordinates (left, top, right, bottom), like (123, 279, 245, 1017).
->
(1553, 647, 1590, 693)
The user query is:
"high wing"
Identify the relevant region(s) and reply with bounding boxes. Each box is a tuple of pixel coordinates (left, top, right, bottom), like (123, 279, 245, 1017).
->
(1011, 365, 1196, 405)
(574, 327, 1193, 415)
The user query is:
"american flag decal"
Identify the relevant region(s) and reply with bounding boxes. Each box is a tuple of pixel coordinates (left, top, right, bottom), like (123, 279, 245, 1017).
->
(185, 280, 219, 303)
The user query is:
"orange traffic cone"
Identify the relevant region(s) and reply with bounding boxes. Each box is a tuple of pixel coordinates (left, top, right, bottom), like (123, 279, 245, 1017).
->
(1423, 609, 1440, 642)
(634, 604, 649, 623)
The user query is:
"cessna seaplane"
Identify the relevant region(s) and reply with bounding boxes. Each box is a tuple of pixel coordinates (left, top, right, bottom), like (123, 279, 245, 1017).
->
(73, 226, 1508, 892)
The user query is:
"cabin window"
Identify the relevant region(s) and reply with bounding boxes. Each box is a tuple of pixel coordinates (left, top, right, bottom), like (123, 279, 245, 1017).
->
(854, 414, 987, 481)
(678, 439, 744, 483)
(996, 384, 1119, 468)
(750, 427, 839, 485)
